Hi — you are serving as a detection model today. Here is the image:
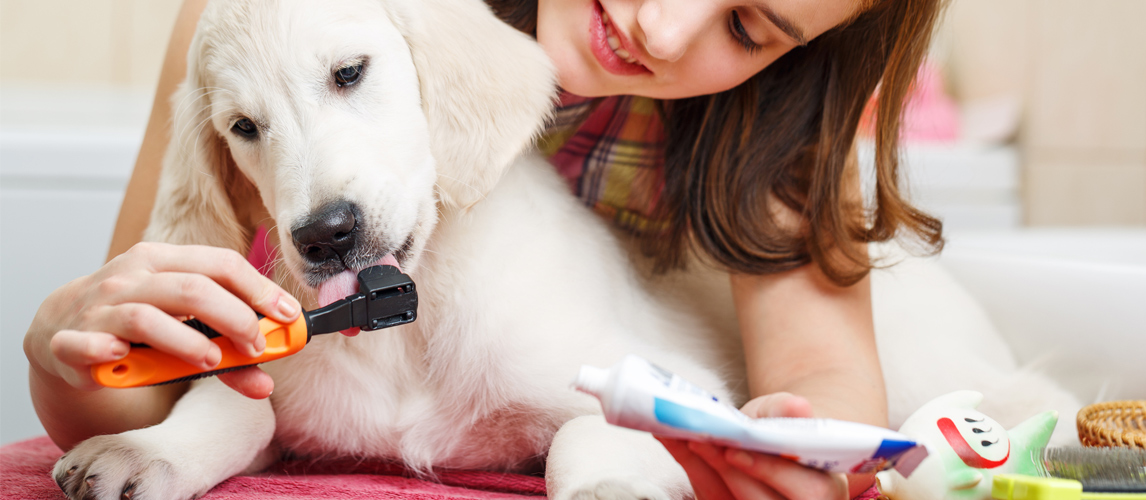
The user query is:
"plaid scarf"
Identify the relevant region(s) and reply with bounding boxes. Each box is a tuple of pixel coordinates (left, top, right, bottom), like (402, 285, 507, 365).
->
(540, 92, 669, 234)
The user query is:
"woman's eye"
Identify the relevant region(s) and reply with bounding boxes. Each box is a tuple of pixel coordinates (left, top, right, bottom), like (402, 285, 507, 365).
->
(334, 63, 363, 87)
(231, 118, 258, 139)
(730, 10, 761, 54)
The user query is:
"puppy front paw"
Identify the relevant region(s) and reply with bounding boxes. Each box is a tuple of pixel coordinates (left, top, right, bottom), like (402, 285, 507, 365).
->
(52, 434, 196, 500)
(561, 476, 675, 500)
(547, 416, 692, 500)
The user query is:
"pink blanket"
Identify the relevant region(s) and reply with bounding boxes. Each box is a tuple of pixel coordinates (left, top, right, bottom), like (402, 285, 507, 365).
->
(2, 436, 545, 500)
(3, 436, 883, 499)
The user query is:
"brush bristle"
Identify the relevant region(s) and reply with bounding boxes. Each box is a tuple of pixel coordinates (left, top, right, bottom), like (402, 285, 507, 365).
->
(1037, 447, 1146, 493)
(150, 364, 255, 386)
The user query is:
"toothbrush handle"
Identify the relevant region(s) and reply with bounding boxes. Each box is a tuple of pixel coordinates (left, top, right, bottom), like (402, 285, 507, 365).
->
(91, 315, 310, 388)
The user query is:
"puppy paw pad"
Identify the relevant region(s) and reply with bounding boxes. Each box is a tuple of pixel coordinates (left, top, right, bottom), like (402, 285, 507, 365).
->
(51, 435, 177, 500)
(567, 477, 673, 500)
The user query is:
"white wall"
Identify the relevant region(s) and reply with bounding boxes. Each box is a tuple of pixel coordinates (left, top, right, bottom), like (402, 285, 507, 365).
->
(0, 86, 147, 444)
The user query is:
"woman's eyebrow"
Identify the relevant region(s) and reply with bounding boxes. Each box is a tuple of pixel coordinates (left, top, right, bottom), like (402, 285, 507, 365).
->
(753, 4, 809, 46)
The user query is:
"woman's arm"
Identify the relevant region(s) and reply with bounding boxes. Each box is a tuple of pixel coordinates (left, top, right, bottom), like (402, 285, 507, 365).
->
(734, 154, 886, 427)
(661, 156, 884, 499)
(23, 0, 299, 452)
(107, 0, 207, 260)
(661, 268, 882, 500)
(732, 266, 886, 427)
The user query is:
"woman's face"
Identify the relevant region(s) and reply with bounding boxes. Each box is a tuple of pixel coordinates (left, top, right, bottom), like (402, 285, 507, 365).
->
(537, 0, 864, 98)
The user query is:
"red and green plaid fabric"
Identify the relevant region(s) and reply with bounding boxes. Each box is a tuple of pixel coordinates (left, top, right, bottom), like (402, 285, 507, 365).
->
(540, 92, 669, 234)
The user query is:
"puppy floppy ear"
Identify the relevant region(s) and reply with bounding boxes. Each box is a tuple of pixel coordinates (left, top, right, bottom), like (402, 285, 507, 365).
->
(391, 0, 557, 210)
(144, 32, 256, 255)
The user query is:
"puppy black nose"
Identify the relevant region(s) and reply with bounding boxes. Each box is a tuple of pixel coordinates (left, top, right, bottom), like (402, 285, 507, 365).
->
(292, 201, 359, 265)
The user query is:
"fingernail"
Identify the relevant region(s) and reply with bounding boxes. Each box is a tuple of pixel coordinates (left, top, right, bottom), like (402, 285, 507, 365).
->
(253, 333, 266, 356)
(203, 345, 222, 369)
(729, 450, 754, 468)
(110, 341, 130, 359)
(687, 440, 712, 455)
(277, 295, 299, 319)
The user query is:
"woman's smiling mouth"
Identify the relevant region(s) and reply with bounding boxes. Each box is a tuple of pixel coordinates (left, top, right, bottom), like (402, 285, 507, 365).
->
(589, 1, 650, 76)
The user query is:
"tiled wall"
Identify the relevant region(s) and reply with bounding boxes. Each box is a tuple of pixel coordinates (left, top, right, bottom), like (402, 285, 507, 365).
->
(944, 0, 1146, 225)
(2, 0, 1144, 225)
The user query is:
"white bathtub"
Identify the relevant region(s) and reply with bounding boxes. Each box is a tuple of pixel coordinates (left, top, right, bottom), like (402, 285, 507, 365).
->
(939, 230, 1146, 404)
(1, 85, 144, 445)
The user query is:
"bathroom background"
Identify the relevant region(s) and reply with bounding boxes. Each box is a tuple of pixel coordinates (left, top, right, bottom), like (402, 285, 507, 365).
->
(2, 0, 1144, 445)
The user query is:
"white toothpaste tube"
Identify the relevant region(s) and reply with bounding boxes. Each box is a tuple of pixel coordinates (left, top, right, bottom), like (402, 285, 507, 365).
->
(573, 355, 928, 477)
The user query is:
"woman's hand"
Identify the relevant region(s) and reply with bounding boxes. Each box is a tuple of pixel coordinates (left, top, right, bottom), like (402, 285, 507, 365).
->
(24, 242, 300, 399)
(656, 393, 850, 500)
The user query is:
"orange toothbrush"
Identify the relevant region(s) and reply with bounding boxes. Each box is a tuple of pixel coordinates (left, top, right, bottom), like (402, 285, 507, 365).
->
(93, 265, 417, 388)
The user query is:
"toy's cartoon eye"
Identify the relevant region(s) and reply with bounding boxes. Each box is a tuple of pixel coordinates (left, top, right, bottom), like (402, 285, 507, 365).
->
(232, 117, 258, 139)
(964, 417, 984, 423)
(981, 438, 999, 447)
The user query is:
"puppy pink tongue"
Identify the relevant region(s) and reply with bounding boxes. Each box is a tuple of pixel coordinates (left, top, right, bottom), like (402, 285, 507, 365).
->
(375, 254, 401, 272)
(315, 255, 402, 336)
(316, 255, 403, 307)
(317, 271, 357, 309)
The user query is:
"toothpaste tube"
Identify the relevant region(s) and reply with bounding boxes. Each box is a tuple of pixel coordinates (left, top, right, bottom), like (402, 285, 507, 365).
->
(573, 355, 928, 477)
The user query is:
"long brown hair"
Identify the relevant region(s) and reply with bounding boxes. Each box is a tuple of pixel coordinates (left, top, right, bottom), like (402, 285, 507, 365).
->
(486, 0, 945, 286)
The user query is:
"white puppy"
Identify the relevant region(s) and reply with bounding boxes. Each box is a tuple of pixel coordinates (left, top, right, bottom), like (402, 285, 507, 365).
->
(52, 0, 1080, 499)
(54, 0, 732, 498)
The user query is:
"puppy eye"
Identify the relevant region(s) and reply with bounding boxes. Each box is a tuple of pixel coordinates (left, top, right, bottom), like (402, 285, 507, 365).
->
(231, 118, 258, 139)
(334, 63, 363, 87)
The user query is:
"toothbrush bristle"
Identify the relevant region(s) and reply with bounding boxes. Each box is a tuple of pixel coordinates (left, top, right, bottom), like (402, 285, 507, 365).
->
(150, 364, 258, 386)
(1038, 447, 1146, 492)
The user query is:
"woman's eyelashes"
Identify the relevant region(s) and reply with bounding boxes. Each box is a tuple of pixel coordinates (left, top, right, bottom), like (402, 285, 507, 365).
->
(730, 10, 762, 54)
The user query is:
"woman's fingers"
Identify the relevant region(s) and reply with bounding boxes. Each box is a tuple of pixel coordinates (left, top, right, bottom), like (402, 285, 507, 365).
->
(30, 243, 296, 398)
(48, 330, 131, 388)
(723, 450, 849, 500)
(706, 393, 848, 499)
(656, 437, 736, 500)
(87, 303, 223, 369)
(49, 330, 130, 367)
(98, 242, 304, 359)
(119, 242, 300, 324)
(661, 435, 848, 500)
(217, 366, 275, 399)
(106, 272, 267, 358)
(51, 326, 274, 399)
(689, 441, 784, 500)
(740, 392, 814, 419)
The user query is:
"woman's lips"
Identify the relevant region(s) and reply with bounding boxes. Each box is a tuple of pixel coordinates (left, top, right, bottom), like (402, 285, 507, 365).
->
(589, 2, 649, 76)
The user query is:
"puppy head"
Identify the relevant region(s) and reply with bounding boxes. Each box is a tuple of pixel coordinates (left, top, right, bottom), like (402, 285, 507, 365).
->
(148, 0, 555, 305)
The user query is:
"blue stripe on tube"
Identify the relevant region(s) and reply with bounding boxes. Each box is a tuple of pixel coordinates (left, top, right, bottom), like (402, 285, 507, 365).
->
(874, 439, 917, 459)
(653, 398, 744, 439)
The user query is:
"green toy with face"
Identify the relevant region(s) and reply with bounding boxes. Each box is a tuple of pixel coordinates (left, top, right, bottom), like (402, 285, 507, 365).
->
(877, 391, 1058, 500)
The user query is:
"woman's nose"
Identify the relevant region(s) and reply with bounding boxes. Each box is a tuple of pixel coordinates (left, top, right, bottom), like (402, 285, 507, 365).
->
(636, 0, 707, 62)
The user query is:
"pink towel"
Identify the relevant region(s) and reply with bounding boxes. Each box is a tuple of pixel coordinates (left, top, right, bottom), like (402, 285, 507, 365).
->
(3, 436, 887, 499)
(2, 436, 544, 500)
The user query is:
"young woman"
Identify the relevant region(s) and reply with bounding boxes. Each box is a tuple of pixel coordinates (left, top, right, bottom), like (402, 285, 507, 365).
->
(24, 0, 944, 498)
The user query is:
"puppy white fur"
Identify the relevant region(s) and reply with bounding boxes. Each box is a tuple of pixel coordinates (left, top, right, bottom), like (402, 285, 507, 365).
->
(57, 1, 716, 498)
(53, 0, 1079, 498)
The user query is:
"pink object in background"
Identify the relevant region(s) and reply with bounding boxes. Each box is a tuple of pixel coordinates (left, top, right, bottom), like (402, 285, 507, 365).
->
(247, 225, 277, 279)
(860, 60, 961, 143)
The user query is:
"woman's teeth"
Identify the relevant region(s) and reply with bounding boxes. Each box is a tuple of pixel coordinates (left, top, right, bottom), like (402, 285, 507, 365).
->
(602, 12, 639, 64)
